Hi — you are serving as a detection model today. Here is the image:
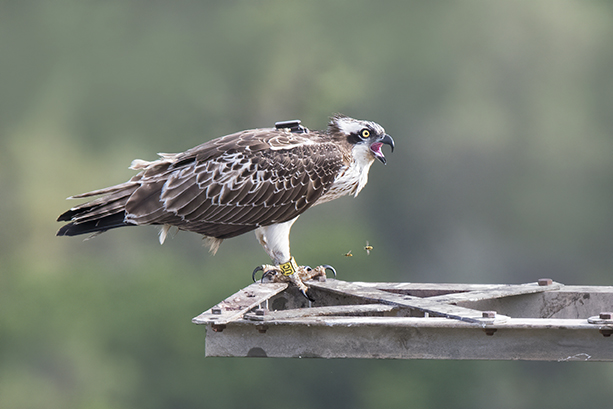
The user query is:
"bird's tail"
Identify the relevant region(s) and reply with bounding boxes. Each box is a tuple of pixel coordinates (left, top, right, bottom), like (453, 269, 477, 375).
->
(56, 181, 140, 237)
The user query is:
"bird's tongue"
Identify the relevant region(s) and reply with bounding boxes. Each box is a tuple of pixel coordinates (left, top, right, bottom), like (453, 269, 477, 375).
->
(370, 142, 385, 161)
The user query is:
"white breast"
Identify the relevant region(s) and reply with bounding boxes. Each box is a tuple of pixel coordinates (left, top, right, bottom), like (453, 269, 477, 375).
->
(316, 144, 375, 205)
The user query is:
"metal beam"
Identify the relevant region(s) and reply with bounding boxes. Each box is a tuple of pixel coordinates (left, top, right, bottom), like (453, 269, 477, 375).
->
(203, 317, 613, 361)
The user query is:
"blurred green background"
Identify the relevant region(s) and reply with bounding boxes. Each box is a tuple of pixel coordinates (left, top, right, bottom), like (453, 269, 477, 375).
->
(2, 1, 613, 408)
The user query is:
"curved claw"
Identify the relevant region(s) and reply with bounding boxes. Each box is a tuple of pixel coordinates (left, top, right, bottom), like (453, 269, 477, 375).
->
(322, 264, 337, 277)
(300, 288, 315, 302)
(251, 265, 264, 282)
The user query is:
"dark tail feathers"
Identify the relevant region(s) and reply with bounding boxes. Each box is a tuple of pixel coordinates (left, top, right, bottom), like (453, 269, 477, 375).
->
(56, 211, 131, 236)
(56, 180, 141, 237)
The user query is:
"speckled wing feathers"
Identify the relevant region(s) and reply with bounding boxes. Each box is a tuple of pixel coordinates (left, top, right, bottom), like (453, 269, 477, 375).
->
(61, 128, 345, 240)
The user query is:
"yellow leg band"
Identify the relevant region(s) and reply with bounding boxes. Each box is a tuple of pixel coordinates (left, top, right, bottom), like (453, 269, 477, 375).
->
(279, 257, 298, 276)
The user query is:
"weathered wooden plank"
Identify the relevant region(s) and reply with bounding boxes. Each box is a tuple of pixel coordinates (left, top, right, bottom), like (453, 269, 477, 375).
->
(426, 281, 564, 303)
(192, 282, 288, 326)
(243, 304, 397, 322)
(309, 279, 509, 324)
(236, 316, 611, 331)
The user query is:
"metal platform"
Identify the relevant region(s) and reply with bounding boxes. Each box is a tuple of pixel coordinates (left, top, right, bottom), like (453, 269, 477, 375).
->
(192, 278, 613, 361)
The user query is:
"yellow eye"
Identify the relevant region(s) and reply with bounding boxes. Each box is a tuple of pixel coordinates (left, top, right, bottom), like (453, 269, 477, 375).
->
(361, 129, 370, 138)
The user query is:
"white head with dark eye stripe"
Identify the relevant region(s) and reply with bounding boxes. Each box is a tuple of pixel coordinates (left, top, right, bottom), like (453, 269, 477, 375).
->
(328, 114, 395, 164)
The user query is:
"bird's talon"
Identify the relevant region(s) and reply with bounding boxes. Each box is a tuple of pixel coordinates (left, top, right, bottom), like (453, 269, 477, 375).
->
(252, 265, 279, 282)
(251, 265, 264, 282)
(300, 288, 315, 302)
(251, 266, 266, 283)
(322, 264, 337, 277)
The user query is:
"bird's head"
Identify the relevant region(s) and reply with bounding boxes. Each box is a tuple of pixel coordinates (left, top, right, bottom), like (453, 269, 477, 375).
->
(328, 114, 395, 164)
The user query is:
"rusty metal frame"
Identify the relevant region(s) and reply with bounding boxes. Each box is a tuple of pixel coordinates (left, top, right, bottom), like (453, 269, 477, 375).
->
(192, 278, 613, 361)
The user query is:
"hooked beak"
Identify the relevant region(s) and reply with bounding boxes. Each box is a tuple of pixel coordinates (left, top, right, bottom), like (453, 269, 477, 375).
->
(370, 134, 395, 165)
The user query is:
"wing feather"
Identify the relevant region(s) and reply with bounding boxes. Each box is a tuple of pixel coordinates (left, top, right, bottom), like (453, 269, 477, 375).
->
(61, 127, 346, 240)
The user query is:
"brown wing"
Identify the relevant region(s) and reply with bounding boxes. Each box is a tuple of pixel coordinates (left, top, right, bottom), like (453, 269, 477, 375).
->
(124, 128, 344, 239)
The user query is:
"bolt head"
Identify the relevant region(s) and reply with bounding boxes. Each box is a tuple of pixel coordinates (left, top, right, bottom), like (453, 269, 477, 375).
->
(482, 311, 496, 318)
(600, 329, 613, 337)
(483, 328, 497, 336)
(255, 308, 266, 316)
(599, 312, 613, 320)
(538, 278, 553, 286)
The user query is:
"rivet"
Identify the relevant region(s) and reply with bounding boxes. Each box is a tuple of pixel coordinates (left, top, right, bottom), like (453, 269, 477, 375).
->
(255, 308, 266, 316)
(482, 311, 496, 319)
(211, 308, 222, 315)
(255, 324, 268, 334)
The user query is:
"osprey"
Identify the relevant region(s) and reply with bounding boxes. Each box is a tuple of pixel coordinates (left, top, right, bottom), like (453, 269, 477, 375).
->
(57, 114, 394, 300)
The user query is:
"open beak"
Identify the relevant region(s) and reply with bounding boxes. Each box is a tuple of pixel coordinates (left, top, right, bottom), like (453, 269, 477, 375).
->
(370, 134, 395, 165)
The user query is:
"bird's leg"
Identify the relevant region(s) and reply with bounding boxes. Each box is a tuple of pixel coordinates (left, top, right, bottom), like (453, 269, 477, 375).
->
(252, 258, 336, 302)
